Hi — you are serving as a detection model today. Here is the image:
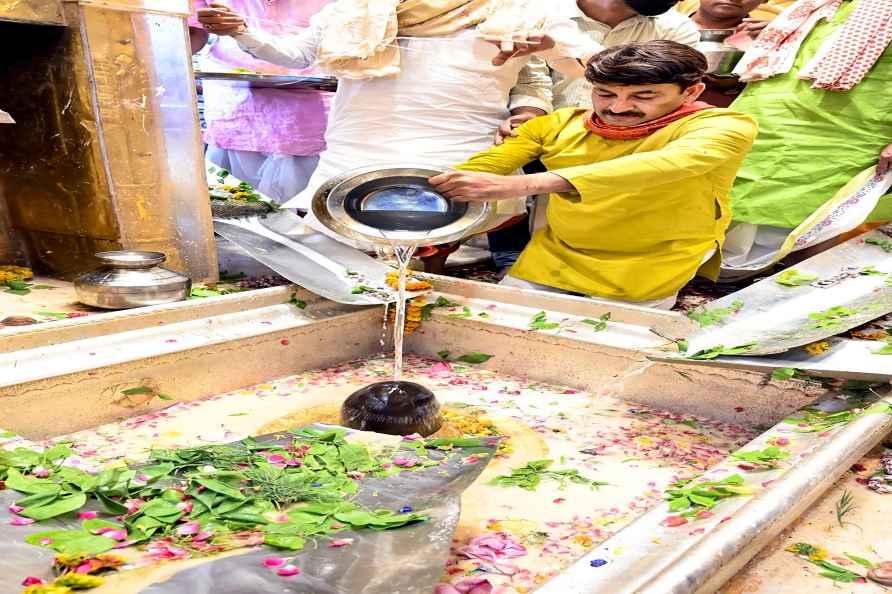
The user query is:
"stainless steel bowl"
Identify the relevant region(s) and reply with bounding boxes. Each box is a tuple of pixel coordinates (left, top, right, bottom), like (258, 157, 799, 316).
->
(74, 251, 191, 310)
(312, 165, 494, 247)
(696, 29, 745, 77)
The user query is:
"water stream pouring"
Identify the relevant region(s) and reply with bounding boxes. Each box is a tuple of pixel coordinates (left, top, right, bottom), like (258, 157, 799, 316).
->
(314, 165, 494, 434)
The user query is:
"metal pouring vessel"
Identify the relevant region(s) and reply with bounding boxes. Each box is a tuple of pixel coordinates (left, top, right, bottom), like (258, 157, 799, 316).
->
(312, 165, 494, 247)
(696, 29, 745, 77)
(74, 251, 191, 309)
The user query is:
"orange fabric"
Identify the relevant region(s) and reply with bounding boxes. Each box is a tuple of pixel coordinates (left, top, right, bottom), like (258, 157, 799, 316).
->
(583, 101, 714, 140)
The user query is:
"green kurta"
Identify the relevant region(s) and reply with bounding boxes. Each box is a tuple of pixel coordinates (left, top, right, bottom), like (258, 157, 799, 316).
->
(730, 0, 892, 227)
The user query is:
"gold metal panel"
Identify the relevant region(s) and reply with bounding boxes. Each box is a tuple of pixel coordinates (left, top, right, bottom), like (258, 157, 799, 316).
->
(0, 0, 65, 26)
(77, 3, 217, 280)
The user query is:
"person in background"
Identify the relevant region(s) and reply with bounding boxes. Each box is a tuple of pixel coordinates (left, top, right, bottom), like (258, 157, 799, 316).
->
(683, 0, 763, 31)
(674, 0, 765, 107)
(431, 41, 757, 309)
(189, 1, 332, 204)
(677, 0, 795, 32)
(721, 0, 892, 279)
(196, 0, 602, 272)
(489, 0, 700, 274)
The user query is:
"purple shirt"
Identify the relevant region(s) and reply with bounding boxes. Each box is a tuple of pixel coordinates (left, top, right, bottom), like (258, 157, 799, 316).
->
(190, 0, 331, 156)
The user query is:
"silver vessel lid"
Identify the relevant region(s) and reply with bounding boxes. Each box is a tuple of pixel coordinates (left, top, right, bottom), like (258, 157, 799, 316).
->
(95, 251, 166, 269)
(312, 165, 493, 247)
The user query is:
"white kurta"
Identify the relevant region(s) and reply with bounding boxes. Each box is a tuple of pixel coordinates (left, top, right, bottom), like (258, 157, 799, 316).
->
(234, 11, 598, 237)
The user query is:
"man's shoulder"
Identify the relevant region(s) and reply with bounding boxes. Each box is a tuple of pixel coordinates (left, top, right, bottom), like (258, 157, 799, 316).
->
(680, 108, 759, 137)
(653, 9, 701, 43)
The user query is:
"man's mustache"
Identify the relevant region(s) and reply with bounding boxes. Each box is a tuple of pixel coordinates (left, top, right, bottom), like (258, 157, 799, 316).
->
(603, 110, 645, 118)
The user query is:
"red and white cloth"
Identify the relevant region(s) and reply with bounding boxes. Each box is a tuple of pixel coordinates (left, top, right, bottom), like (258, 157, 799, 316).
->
(734, 0, 892, 91)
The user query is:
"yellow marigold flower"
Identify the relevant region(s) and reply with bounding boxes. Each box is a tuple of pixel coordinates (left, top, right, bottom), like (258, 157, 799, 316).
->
(54, 573, 105, 589)
(804, 341, 830, 356)
(385, 270, 432, 291)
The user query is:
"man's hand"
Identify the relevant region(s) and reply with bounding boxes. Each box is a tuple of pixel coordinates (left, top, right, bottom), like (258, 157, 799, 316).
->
(879, 142, 892, 176)
(429, 171, 527, 201)
(736, 18, 769, 39)
(429, 171, 573, 201)
(495, 108, 543, 145)
(197, 3, 247, 36)
(485, 34, 556, 67)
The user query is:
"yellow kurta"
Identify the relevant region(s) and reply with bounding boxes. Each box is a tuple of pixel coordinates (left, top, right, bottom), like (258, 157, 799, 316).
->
(455, 108, 758, 302)
(675, 0, 795, 21)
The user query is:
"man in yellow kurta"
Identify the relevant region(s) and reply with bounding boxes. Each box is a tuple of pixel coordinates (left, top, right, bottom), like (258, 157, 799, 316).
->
(430, 41, 757, 309)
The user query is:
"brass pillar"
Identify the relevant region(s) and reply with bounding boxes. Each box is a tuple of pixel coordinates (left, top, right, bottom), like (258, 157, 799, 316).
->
(0, 0, 217, 282)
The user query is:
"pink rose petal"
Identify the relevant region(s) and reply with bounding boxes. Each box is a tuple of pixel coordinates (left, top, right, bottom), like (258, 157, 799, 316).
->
(10, 516, 35, 526)
(193, 530, 214, 542)
(266, 454, 287, 464)
(263, 557, 287, 568)
(78, 511, 98, 520)
(8, 505, 24, 514)
(21, 577, 45, 586)
(176, 521, 200, 536)
(660, 515, 688, 528)
(329, 538, 354, 548)
(276, 564, 302, 577)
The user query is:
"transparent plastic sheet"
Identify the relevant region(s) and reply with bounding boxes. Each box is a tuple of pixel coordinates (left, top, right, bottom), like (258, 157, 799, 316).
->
(0, 427, 498, 593)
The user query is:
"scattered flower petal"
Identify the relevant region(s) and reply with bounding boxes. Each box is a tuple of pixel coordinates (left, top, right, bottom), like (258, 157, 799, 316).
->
(175, 521, 200, 536)
(660, 516, 688, 528)
(78, 511, 98, 520)
(10, 516, 35, 526)
(277, 564, 302, 577)
(263, 557, 287, 568)
(21, 577, 45, 586)
(329, 538, 354, 548)
(8, 504, 24, 514)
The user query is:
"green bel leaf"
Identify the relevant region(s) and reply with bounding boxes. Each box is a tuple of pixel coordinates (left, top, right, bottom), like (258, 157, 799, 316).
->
(195, 477, 246, 500)
(771, 367, 797, 381)
(264, 533, 307, 550)
(21, 491, 87, 520)
(454, 352, 494, 364)
(775, 269, 819, 287)
(25, 530, 117, 556)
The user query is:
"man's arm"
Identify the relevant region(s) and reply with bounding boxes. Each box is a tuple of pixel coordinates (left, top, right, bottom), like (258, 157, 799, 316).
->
(195, 3, 323, 69)
(430, 114, 563, 200)
(509, 58, 553, 115)
(549, 114, 758, 200)
(499, 58, 552, 144)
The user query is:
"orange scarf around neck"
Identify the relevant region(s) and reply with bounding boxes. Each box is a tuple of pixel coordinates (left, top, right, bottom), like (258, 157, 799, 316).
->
(583, 101, 714, 140)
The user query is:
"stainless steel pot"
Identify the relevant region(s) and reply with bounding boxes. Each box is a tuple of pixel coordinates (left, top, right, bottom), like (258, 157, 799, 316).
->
(74, 251, 191, 309)
(312, 165, 494, 248)
(696, 29, 745, 77)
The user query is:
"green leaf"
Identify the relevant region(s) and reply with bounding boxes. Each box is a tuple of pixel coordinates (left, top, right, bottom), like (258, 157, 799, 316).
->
(195, 477, 246, 500)
(844, 553, 877, 570)
(35, 311, 69, 320)
(687, 300, 744, 327)
(775, 269, 819, 287)
(871, 338, 892, 355)
(122, 386, 154, 396)
(668, 496, 691, 511)
(156, 393, 175, 401)
(25, 530, 117, 556)
(96, 492, 128, 514)
(289, 294, 308, 310)
(582, 313, 612, 330)
(83, 518, 124, 532)
(5, 468, 59, 494)
(16, 491, 61, 509)
(264, 533, 307, 550)
(865, 237, 892, 253)
(21, 491, 87, 520)
(771, 367, 797, 381)
(454, 352, 494, 364)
